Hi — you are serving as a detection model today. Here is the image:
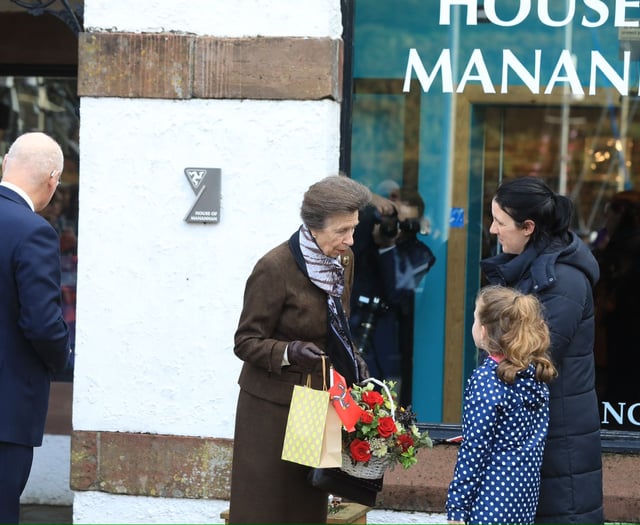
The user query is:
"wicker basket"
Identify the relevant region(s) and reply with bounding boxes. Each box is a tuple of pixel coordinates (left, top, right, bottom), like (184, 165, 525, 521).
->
(340, 451, 391, 479)
(340, 378, 395, 479)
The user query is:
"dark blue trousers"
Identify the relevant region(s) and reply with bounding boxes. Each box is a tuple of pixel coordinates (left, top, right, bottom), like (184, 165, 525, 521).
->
(0, 442, 34, 524)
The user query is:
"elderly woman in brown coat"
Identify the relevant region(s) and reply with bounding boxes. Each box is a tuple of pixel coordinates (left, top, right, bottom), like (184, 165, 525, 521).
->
(228, 175, 371, 524)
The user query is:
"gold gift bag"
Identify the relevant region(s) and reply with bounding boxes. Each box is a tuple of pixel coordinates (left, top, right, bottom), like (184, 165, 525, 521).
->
(281, 365, 341, 468)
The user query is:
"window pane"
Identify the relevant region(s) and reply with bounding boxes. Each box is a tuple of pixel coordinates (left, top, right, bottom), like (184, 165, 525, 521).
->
(0, 76, 79, 381)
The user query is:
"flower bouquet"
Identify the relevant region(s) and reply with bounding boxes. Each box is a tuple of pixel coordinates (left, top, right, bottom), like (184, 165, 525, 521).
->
(341, 378, 432, 479)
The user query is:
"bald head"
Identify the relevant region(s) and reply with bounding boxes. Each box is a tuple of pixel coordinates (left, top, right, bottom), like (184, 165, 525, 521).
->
(2, 132, 64, 211)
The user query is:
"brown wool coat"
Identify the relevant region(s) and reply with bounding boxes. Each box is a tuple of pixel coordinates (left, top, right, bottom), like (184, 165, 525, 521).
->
(228, 239, 354, 524)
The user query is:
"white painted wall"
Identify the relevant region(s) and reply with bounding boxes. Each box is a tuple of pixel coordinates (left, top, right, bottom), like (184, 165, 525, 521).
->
(21, 435, 73, 505)
(83, 0, 342, 37)
(62, 0, 343, 521)
(73, 97, 340, 436)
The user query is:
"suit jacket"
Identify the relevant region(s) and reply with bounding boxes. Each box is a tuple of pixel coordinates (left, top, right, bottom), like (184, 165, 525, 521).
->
(0, 185, 70, 447)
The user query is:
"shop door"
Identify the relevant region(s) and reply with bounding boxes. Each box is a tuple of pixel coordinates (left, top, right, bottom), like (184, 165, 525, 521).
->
(450, 87, 640, 427)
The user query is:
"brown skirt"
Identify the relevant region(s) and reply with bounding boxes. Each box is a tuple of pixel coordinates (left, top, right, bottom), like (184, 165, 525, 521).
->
(228, 389, 328, 524)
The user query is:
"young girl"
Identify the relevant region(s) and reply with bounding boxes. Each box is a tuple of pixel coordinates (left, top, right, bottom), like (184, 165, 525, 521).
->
(446, 285, 557, 525)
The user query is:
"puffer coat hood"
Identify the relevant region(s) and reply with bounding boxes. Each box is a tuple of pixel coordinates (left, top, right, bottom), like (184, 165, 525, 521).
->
(513, 363, 549, 411)
(481, 232, 599, 294)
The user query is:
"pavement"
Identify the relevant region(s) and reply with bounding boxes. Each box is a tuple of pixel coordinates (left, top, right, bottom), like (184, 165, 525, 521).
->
(19, 504, 449, 524)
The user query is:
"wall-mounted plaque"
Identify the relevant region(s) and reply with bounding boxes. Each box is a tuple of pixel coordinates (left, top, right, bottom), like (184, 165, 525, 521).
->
(184, 167, 221, 224)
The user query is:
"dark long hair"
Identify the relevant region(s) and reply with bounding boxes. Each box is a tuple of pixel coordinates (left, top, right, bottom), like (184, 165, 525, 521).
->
(494, 176, 573, 247)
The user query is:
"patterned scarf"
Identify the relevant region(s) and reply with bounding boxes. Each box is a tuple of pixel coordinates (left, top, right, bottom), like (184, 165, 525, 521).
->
(299, 225, 357, 374)
(299, 225, 344, 296)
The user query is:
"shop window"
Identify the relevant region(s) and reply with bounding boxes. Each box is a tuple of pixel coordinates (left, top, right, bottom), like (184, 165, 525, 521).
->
(0, 75, 79, 381)
(475, 100, 640, 432)
(0, 1, 81, 382)
(345, 0, 640, 448)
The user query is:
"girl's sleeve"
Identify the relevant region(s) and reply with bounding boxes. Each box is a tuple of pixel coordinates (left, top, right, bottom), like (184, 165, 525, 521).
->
(446, 370, 501, 523)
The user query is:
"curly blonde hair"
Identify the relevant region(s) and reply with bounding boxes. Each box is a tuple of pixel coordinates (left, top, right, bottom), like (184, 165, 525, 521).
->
(476, 285, 557, 384)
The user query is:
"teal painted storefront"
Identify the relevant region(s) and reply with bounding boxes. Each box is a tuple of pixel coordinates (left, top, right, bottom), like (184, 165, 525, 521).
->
(350, 0, 639, 423)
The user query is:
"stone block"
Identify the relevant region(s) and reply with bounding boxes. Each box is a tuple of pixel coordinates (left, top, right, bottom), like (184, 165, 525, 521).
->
(78, 32, 192, 99)
(70, 431, 233, 499)
(78, 33, 343, 101)
(193, 36, 343, 101)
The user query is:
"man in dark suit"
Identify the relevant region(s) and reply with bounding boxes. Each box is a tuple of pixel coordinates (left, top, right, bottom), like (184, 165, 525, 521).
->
(0, 132, 70, 523)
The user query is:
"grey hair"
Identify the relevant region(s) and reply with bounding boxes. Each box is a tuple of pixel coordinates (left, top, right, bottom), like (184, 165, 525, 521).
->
(300, 175, 371, 230)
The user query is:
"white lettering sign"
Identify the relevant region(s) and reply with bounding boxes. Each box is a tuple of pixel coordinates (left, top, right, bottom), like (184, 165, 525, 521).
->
(439, 0, 640, 28)
(601, 402, 640, 426)
(404, 48, 631, 96)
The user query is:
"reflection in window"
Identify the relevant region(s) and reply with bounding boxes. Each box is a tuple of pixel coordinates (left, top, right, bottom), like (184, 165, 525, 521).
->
(0, 76, 79, 381)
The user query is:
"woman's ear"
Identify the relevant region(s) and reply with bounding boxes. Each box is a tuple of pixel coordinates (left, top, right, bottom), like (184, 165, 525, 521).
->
(522, 219, 536, 237)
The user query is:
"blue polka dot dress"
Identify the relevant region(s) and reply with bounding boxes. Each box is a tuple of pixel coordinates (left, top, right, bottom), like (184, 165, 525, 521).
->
(446, 356, 550, 525)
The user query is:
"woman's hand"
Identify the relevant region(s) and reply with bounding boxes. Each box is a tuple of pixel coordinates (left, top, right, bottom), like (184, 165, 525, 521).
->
(371, 193, 396, 216)
(288, 341, 325, 370)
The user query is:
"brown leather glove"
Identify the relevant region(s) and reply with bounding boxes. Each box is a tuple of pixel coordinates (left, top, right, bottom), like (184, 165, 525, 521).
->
(288, 341, 325, 371)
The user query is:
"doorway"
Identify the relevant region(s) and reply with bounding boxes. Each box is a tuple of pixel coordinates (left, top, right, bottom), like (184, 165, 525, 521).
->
(450, 86, 640, 427)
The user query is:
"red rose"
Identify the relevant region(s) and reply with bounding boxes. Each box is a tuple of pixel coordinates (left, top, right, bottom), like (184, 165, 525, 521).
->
(398, 433, 414, 452)
(349, 438, 372, 462)
(359, 410, 374, 424)
(362, 390, 384, 408)
(377, 416, 397, 438)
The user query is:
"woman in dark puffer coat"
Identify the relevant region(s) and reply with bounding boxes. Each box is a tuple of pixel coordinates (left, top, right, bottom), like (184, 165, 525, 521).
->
(481, 176, 604, 524)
